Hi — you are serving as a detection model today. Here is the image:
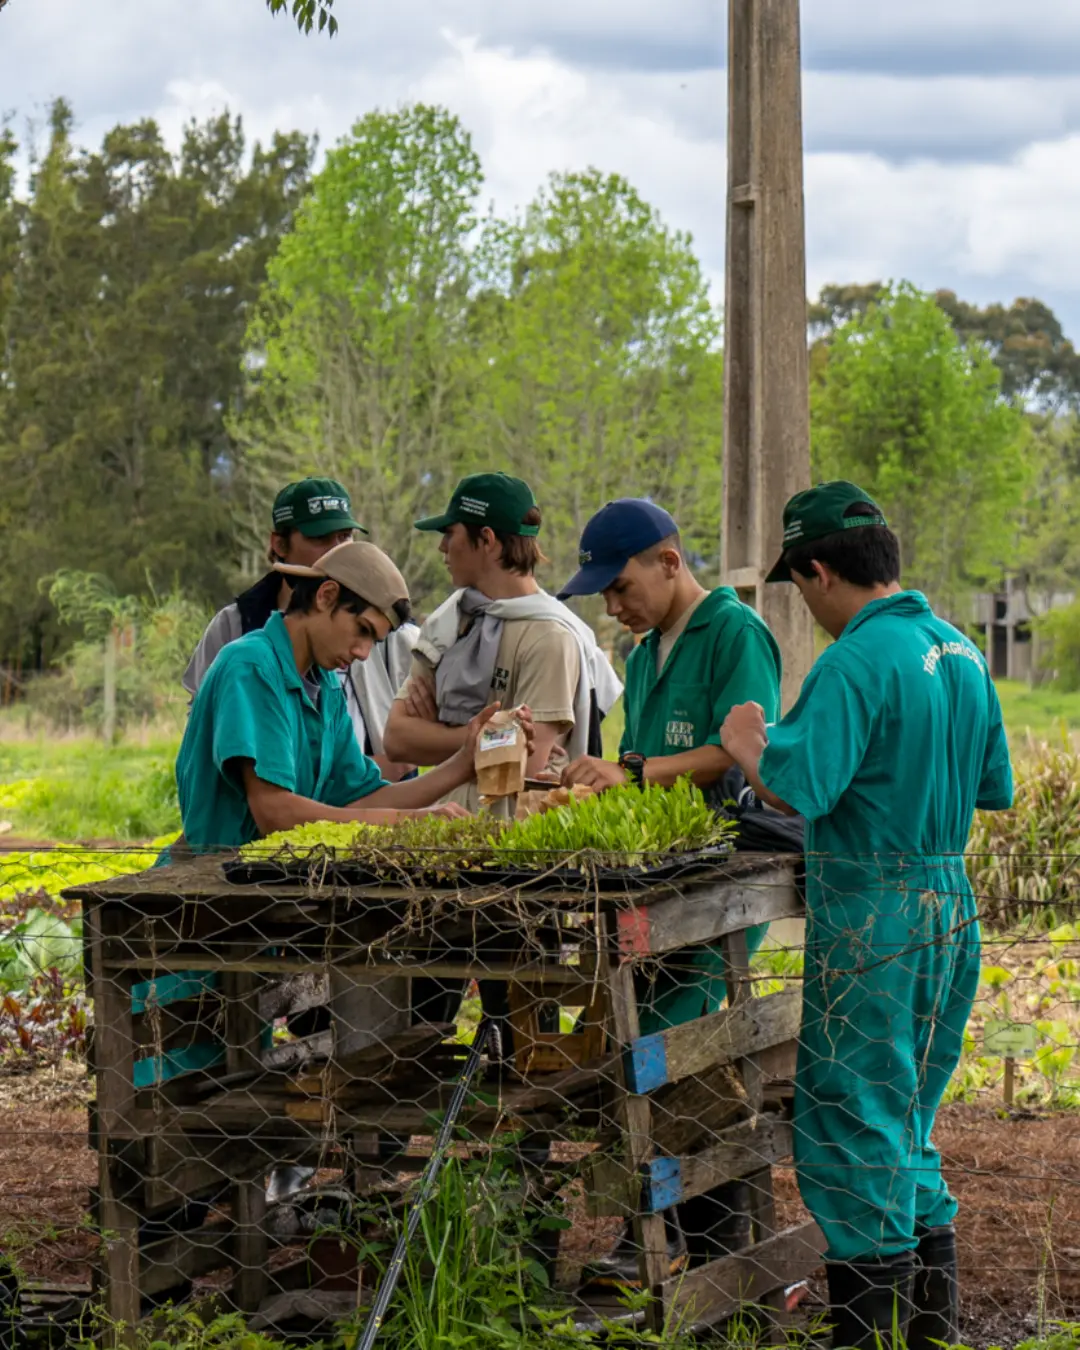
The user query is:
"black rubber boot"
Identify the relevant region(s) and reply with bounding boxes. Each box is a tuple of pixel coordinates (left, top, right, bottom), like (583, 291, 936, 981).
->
(825, 1252, 915, 1349)
(676, 1180, 752, 1267)
(907, 1226, 959, 1350)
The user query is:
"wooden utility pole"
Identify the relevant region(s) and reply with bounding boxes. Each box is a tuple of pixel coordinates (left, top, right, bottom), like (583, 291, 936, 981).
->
(720, 0, 813, 710)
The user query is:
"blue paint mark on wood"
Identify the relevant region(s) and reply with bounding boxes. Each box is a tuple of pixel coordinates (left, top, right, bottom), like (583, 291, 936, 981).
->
(626, 1032, 668, 1094)
(644, 1156, 683, 1212)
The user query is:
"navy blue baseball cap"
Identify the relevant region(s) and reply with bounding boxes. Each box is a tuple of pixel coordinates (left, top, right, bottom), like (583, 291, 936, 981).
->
(558, 498, 679, 599)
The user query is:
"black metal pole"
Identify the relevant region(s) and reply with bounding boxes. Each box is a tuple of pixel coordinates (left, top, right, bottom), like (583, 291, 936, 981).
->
(356, 1020, 492, 1350)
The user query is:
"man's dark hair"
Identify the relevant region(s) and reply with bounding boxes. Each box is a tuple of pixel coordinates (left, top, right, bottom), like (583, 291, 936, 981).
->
(463, 505, 548, 576)
(286, 575, 411, 627)
(785, 502, 901, 588)
(268, 526, 296, 565)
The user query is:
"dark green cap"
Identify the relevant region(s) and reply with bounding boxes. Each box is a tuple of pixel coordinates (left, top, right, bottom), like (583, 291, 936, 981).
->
(414, 473, 540, 537)
(766, 480, 888, 583)
(272, 477, 366, 539)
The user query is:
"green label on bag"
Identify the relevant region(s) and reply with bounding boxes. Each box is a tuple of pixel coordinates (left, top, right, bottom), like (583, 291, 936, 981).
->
(983, 1020, 1037, 1059)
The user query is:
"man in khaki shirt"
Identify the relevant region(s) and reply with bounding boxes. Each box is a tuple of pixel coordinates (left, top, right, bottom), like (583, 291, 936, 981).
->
(384, 473, 621, 1044)
(384, 473, 619, 817)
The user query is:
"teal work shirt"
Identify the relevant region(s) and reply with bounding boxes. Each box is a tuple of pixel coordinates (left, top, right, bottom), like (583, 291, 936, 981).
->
(140, 612, 387, 1087)
(176, 610, 386, 851)
(621, 587, 783, 1033)
(620, 587, 783, 762)
(759, 590, 1013, 901)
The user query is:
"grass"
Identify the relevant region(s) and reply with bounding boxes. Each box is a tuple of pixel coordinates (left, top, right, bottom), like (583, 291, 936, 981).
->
(996, 680, 1080, 748)
(0, 676, 1075, 844)
(0, 722, 181, 842)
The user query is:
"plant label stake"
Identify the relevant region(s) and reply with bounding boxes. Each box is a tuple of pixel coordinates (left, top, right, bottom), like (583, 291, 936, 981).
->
(356, 1020, 492, 1350)
(983, 1020, 1037, 1106)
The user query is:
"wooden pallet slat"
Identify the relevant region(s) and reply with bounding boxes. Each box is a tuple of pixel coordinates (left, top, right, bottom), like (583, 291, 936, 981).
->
(624, 988, 802, 1093)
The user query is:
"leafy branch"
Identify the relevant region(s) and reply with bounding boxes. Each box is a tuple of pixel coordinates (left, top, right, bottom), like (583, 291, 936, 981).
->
(265, 0, 338, 36)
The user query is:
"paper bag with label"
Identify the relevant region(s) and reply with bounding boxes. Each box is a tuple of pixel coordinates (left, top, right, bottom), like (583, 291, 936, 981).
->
(475, 709, 528, 802)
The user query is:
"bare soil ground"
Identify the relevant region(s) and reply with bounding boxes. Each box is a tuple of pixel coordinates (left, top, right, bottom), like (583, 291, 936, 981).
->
(2, 1065, 1078, 1348)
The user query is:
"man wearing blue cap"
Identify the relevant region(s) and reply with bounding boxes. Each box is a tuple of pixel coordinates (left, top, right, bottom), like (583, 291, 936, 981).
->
(559, 497, 782, 1288)
(720, 482, 1013, 1349)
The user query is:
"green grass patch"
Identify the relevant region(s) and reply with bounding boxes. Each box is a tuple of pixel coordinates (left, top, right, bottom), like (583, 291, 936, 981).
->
(0, 735, 180, 842)
(996, 679, 1080, 748)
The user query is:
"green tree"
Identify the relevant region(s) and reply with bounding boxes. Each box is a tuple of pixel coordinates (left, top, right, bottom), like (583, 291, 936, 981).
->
(934, 291, 1080, 410)
(0, 102, 313, 667)
(468, 169, 724, 593)
(811, 281, 1031, 611)
(234, 105, 483, 602)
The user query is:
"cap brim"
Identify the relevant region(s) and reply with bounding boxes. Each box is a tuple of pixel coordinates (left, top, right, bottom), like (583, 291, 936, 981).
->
(414, 512, 454, 532)
(274, 561, 324, 579)
(297, 515, 368, 538)
(557, 560, 625, 600)
(765, 553, 792, 583)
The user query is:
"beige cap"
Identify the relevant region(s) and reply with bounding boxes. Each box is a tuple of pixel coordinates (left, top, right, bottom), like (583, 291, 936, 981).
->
(275, 541, 410, 630)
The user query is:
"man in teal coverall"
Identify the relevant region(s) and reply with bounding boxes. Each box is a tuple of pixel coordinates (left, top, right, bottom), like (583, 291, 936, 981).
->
(558, 497, 783, 1287)
(721, 482, 1013, 1349)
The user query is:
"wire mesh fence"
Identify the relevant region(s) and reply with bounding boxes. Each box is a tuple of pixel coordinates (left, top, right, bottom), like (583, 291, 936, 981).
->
(2, 841, 1080, 1349)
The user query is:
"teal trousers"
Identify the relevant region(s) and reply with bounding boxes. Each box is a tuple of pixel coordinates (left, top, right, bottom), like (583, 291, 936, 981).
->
(793, 862, 980, 1262)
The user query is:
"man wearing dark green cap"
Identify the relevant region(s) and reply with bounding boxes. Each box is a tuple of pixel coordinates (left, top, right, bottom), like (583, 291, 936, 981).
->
(384, 472, 621, 814)
(185, 477, 418, 781)
(720, 481, 1013, 1349)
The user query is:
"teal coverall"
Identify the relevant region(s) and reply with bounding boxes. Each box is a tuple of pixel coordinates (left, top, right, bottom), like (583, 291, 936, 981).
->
(135, 611, 387, 1086)
(620, 587, 782, 1033)
(759, 592, 1013, 1263)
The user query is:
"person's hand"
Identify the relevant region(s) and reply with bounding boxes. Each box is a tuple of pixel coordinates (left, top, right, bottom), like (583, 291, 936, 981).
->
(401, 672, 439, 722)
(512, 704, 537, 760)
(414, 801, 472, 821)
(720, 701, 768, 766)
(562, 755, 628, 792)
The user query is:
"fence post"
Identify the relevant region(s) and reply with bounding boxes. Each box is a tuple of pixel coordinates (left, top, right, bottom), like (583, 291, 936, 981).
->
(102, 626, 118, 744)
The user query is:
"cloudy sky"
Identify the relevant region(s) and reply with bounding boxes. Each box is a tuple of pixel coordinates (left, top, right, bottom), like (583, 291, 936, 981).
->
(4, 0, 1080, 336)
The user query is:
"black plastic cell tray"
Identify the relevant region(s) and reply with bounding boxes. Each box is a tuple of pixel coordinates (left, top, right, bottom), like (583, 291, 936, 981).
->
(222, 845, 733, 893)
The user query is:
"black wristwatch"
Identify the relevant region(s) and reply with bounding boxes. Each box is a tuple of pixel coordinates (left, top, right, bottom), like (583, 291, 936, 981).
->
(619, 751, 647, 788)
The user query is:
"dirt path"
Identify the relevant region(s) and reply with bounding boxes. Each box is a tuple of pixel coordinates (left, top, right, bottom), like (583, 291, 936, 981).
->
(2, 1072, 1077, 1347)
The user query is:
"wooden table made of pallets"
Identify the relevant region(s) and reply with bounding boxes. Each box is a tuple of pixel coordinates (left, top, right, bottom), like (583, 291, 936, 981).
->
(71, 850, 823, 1343)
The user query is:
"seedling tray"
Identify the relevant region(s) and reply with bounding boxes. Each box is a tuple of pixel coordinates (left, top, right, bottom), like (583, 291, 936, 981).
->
(223, 844, 733, 892)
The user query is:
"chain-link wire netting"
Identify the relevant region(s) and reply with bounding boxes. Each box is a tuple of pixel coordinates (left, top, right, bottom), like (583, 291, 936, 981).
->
(2, 842, 1079, 1348)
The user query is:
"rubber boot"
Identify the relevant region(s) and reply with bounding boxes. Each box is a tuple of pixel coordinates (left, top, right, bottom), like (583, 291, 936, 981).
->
(825, 1252, 915, 1350)
(907, 1226, 959, 1350)
(676, 1180, 752, 1267)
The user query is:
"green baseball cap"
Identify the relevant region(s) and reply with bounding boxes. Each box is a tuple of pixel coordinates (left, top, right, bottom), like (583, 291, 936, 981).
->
(414, 473, 540, 537)
(272, 478, 366, 539)
(766, 481, 888, 583)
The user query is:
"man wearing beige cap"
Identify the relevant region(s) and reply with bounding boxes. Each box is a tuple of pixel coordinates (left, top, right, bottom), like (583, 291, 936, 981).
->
(175, 541, 526, 853)
(183, 476, 418, 781)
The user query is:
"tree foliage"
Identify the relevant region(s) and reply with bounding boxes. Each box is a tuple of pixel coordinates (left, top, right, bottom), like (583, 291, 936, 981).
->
(265, 0, 337, 36)
(234, 115, 724, 609)
(6, 93, 1080, 682)
(0, 101, 313, 666)
(811, 282, 1031, 611)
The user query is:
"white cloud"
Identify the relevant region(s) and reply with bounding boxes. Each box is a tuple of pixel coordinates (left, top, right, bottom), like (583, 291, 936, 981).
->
(5, 0, 1080, 334)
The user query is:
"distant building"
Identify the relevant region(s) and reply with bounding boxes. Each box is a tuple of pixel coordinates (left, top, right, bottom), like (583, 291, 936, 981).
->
(972, 582, 1074, 682)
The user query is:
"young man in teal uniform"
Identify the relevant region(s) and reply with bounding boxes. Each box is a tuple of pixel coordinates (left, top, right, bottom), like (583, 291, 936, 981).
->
(557, 497, 783, 1286)
(142, 542, 526, 1089)
(721, 482, 1013, 1350)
